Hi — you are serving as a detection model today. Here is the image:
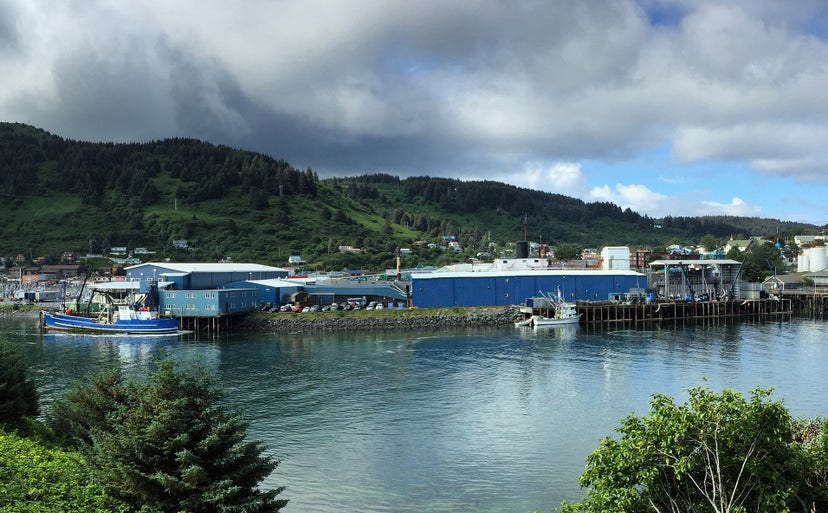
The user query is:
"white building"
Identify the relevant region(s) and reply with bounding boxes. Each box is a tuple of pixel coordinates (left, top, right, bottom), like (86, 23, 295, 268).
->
(601, 246, 631, 271)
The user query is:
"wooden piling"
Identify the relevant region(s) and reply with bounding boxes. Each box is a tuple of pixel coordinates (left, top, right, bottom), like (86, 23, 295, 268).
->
(576, 298, 793, 327)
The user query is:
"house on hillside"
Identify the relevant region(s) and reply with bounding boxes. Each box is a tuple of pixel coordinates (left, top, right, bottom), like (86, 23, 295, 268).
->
(794, 235, 825, 247)
(60, 252, 80, 263)
(725, 238, 761, 254)
(40, 264, 81, 280)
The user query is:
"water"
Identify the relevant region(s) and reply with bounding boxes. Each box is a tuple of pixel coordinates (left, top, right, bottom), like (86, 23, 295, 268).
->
(3, 315, 828, 513)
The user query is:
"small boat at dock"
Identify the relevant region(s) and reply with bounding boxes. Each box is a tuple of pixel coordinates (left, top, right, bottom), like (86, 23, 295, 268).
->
(516, 289, 582, 329)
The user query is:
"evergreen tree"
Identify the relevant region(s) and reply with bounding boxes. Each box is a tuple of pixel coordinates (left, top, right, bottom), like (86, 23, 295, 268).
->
(51, 354, 287, 513)
(554, 242, 583, 261)
(0, 341, 38, 426)
(50, 368, 127, 447)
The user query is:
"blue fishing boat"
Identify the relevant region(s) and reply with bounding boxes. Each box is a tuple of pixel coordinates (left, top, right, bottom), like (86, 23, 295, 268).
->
(42, 308, 179, 334)
(41, 281, 179, 335)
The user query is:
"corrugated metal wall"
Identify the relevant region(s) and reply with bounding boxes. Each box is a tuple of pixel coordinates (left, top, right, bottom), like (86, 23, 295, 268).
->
(126, 265, 288, 289)
(161, 288, 259, 316)
(411, 274, 644, 308)
(224, 281, 299, 305)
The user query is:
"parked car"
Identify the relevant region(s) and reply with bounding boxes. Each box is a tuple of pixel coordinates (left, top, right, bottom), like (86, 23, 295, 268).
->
(347, 298, 366, 309)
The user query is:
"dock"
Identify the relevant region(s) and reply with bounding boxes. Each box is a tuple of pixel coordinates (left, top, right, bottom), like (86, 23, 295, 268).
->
(577, 298, 793, 326)
(781, 289, 828, 316)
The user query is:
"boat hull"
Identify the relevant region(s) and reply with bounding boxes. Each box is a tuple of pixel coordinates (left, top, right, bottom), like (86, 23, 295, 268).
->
(531, 314, 581, 328)
(42, 311, 179, 335)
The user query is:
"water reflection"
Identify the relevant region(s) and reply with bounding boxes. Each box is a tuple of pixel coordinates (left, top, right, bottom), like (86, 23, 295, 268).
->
(4, 315, 828, 513)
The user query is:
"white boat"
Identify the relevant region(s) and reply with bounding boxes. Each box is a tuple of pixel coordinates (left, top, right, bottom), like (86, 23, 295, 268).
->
(528, 302, 581, 327)
(516, 288, 582, 328)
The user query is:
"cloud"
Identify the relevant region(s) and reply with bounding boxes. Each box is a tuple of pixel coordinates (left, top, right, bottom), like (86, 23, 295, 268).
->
(1, 0, 827, 222)
(587, 183, 669, 216)
(496, 162, 589, 197)
(673, 124, 828, 181)
(701, 197, 763, 217)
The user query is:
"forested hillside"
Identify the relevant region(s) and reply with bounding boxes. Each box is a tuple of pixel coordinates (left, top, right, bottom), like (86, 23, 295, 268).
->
(0, 122, 819, 271)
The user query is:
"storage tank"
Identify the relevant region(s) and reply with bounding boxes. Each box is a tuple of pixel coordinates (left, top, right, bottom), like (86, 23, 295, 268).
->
(516, 240, 529, 258)
(798, 253, 810, 272)
(809, 247, 827, 272)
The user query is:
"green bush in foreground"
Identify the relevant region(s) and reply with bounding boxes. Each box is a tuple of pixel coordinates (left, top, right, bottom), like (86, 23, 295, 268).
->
(557, 387, 828, 513)
(52, 353, 287, 513)
(0, 428, 132, 513)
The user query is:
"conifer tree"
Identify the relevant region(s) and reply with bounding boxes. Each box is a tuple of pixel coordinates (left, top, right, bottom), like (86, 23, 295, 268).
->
(52, 354, 287, 513)
(0, 341, 38, 426)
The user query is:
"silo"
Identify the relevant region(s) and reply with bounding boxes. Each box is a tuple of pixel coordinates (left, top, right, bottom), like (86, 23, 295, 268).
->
(809, 247, 827, 272)
(516, 240, 529, 258)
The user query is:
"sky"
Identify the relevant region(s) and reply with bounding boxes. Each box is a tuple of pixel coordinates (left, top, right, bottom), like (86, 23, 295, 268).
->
(1, 0, 827, 225)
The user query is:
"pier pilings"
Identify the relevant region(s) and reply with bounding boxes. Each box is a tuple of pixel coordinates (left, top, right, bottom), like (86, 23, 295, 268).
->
(577, 298, 792, 326)
(176, 314, 242, 334)
(781, 289, 828, 316)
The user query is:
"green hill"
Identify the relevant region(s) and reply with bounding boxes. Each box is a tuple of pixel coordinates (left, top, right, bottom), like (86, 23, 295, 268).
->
(0, 122, 819, 271)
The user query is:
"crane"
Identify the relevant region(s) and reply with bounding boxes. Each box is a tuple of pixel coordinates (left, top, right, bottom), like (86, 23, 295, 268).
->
(676, 262, 697, 301)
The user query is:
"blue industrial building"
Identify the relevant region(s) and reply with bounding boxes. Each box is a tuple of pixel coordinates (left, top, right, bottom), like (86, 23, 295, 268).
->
(223, 279, 301, 307)
(410, 270, 646, 308)
(161, 288, 261, 318)
(124, 263, 288, 329)
(119, 262, 652, 331)
(125, 263, 288, 290)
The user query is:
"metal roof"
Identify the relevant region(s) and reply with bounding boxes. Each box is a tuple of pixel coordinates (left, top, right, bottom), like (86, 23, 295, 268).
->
(412, 269, 645, 279)
(125, 262, 285, 273)
(247, 279, 303, 287)
(89, 281, 141, 290)
(648, 259, 741, 267)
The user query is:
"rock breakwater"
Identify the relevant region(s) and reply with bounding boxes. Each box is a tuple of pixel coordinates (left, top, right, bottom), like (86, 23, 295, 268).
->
(238, 307, 522, 333)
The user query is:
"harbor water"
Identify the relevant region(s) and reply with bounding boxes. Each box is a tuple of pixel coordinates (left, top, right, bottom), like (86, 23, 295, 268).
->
(3, 315, 828, 513)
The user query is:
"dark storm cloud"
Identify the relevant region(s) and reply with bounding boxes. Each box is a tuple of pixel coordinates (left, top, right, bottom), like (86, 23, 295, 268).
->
(2, 0, 828, 221)
(0, 0, 21, 55)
